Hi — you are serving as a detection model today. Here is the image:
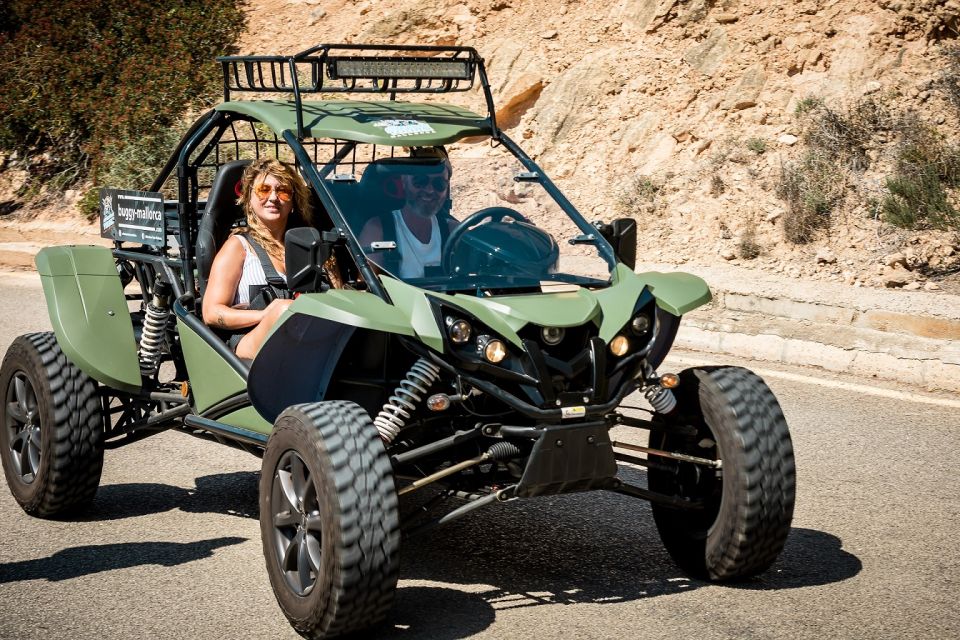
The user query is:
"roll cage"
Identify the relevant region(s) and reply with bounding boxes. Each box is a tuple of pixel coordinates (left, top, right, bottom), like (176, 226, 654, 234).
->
(125, 43, 617, 313)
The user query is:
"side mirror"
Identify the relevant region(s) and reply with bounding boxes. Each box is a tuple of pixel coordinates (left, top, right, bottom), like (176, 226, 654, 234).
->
(284, 227, 332, 293)
(595, 218, 637, 270)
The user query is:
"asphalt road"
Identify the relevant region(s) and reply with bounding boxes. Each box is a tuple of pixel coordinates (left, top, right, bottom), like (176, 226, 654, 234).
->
(1, 273, 959, 639)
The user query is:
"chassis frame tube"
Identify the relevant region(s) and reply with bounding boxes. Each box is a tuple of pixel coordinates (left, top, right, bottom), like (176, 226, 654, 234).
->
(612, 439, 722, 469)
(605, 479, 703, 510)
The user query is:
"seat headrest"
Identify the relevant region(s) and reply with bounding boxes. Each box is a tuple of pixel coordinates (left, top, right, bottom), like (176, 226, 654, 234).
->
(195, 160, 251, 296)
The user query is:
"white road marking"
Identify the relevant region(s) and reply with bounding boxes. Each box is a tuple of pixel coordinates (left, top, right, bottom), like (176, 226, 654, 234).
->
(665, 354, 960, 409)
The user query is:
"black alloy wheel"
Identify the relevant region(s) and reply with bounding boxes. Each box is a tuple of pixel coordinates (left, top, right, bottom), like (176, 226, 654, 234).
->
(5, 371, 41, 483)
(0, 333, 104, 517)
(270, 449, 324, 596)
(260, 400, 399, 639)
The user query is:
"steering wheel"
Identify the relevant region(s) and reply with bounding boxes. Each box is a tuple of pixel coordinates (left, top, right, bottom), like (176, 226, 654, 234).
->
(442, 207, 530, 272)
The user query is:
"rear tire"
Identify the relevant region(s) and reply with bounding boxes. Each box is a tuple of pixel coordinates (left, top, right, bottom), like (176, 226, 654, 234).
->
(648, 366, 795, 581)
(259, 400, 400, 639)
(0, 332, 104, 517)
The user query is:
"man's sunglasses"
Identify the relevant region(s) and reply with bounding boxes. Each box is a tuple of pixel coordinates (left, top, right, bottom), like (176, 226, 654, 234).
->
(410, 175, 448, 191)
(254, 183, 293, 202)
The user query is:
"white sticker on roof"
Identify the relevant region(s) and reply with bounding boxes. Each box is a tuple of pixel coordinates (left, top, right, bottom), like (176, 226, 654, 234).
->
(372, 119, 436, 137)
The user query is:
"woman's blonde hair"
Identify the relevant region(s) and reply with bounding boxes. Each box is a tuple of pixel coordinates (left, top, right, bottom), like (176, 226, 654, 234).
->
(236, 158, 313, 262)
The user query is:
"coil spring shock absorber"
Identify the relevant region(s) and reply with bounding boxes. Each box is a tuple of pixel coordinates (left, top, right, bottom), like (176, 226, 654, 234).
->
(374, 358, 441, 444)
(644, 384, 677, 414)
(138, 279, 172, 377)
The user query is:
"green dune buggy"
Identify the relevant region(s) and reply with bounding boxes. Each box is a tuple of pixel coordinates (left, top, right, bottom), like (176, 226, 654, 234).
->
(0, 44, 795, 639)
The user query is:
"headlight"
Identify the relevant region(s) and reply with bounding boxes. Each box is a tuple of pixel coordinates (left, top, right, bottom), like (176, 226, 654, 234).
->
(446, 316, 472, 344)
(541, 326, 565, 345)
(631, 313, 651, 335)
(609, 335, 630, 357)
(479, 336, 508, 363)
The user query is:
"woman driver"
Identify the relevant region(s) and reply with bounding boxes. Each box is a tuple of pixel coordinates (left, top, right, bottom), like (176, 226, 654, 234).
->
(202, 158, 314, 359)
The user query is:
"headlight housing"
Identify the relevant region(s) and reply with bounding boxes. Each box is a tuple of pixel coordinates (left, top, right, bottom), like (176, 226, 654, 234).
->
(479, 336, 508, 363)
(541, 326, 565, 345)
(446, 316, 472, 343)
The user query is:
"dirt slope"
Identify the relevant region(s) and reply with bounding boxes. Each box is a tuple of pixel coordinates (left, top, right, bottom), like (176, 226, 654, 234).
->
(2, 0, 959, 292)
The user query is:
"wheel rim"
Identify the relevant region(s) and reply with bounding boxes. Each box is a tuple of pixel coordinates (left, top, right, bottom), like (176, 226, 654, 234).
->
(654, 431, 724, 535)
(271, 450, 323, 596)
(4, 371, 41, 484)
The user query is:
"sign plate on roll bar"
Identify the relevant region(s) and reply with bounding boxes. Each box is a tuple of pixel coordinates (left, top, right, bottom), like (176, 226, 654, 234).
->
(100, 188, 166, 247)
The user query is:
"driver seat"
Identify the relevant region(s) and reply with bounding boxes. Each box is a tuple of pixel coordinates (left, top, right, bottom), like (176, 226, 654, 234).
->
(195, 160, 250, 297)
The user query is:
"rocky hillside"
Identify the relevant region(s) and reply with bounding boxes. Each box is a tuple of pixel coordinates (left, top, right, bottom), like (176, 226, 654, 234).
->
(6, 0, 960, 291)
(244, 0, 960, 292)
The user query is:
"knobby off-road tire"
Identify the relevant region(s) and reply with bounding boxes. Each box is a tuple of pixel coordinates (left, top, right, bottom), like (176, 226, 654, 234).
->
(648, 366, 795, 581)
(0, 332, 104, 517)
(259, 400, 400, 640)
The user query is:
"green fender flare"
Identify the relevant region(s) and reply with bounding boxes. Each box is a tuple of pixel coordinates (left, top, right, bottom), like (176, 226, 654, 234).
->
(35, 245, 141, 393)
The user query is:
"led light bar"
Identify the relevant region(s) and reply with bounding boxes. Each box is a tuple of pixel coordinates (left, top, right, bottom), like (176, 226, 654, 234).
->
(328, 57, 472, 81)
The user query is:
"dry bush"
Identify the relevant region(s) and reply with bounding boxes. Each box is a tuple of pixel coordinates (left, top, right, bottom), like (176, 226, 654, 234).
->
(614, 175, 663, 216)
(938, 46, 960, 117)
(777, 151, 843, 243)
(737, 223, 761, 259)
(710, 173, 725, 196)
(801, 97, 894, 170)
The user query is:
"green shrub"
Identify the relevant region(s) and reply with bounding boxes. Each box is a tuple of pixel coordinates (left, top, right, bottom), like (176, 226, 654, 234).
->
(0, 1, 243, 203)
(745, 137, 767, 154)
(794, 96, 824, 115)
(882, 118, 960, 231)
(777, 151, 843, 243)
(77, 127, 189, 219)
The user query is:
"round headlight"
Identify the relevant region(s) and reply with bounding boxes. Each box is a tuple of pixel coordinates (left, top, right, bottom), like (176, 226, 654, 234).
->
(609, 335, 630, 357)
(541, 326, 565, 345)
(483, 339, 508, 363)
(631, 314, 651, 335)
(446, 317, 472, 344)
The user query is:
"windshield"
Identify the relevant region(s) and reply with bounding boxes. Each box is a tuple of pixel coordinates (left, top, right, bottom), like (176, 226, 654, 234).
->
(320, 144, 613, 293)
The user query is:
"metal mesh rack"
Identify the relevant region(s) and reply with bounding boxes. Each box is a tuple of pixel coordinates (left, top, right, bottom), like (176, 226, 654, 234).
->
(217, 43, 497, 139)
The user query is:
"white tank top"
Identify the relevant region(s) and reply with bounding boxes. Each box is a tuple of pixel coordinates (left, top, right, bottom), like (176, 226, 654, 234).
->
(392, 210, 441, 278)
(232, 235, 285, 305)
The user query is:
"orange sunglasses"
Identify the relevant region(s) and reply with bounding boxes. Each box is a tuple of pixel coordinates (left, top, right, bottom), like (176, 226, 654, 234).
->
(254, 183, 293, 202)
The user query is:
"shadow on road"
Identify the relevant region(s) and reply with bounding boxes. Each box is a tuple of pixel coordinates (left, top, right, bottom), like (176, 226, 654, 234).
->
(0, 537, 246, 583)
(728, 526, 863, 590)
(381, 481, 861, 638)
(48, 471, 860, 639)
(80, 471, 260, 521)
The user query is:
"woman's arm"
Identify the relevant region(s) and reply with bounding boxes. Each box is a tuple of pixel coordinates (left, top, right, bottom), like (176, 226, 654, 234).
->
(201, 235, 267, 330)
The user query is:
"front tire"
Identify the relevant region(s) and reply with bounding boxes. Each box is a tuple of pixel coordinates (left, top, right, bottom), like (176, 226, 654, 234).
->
(259, 400, 400, 639)
(648, 366, 795, 581)
(0, 332, 104, 517)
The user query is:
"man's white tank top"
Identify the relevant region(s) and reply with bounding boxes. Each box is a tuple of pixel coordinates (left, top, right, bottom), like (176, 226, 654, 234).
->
(392, 210, 441, 278)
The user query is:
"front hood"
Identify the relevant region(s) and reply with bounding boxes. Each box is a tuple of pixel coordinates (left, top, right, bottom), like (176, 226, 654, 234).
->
(381, 265, 711, 352)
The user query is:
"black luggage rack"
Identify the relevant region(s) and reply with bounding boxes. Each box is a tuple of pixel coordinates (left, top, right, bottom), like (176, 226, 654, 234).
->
(217, 43, 498, 139)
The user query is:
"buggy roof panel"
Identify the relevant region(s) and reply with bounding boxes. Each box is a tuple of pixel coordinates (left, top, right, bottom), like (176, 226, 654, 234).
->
(215, 100, 490, 144)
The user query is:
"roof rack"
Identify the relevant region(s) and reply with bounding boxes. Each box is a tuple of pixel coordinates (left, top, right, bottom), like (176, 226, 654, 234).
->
(217, 43, 499, 140)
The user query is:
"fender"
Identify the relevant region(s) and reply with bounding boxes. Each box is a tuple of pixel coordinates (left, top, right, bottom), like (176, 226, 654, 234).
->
(247, 289, 410, 422)
(35, 245, 141, 393)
